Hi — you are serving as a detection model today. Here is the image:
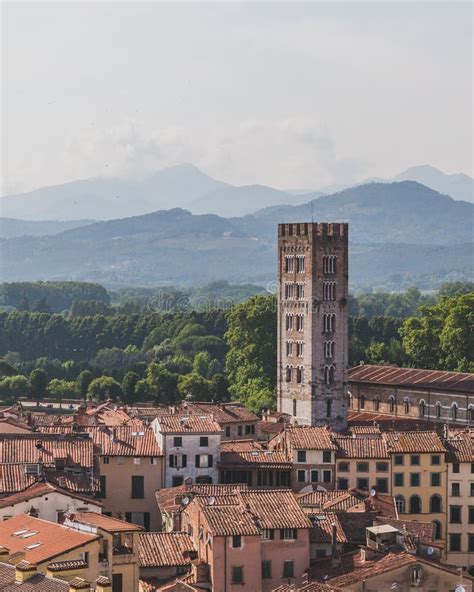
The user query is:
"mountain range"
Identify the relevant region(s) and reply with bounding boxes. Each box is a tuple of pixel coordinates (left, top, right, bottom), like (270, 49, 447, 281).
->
(1, 181, 472, 291)
(1, 163, 471, 224)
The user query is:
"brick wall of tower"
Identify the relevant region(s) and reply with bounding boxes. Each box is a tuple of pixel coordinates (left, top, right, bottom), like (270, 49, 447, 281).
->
(277, 222, 348, 430)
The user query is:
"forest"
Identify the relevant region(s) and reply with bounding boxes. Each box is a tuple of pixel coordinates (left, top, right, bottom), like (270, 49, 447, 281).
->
(0, 281, 472, 412)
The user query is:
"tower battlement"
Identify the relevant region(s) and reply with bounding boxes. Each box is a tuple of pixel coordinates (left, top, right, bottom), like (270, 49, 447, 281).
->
(277, 221, 349, 430)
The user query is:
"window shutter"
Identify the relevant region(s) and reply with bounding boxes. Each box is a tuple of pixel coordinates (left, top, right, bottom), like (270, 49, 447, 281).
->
(208, 454, 213, 467)
(182, 455, 187, 468)
(144, 512, 150, 531)
(169, 455, 174, 468)
(195, 455, 200, 468)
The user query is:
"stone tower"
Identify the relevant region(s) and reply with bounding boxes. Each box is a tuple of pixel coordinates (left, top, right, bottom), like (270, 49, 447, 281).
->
(277, 222, 348, 430)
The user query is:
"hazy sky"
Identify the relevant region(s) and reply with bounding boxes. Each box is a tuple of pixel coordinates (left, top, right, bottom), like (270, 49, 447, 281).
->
(2, 1, 472, 195)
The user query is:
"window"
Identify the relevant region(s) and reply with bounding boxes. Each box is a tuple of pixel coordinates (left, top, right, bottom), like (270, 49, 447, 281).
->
(394, 473, 404, 487)
(131, 476, 144, 499)
(286, 341, 293, 356)
(376, 462, 388, 472)
(451, 403, 458, 421)
(285, 256, 294, 273)
(283, 560, 294, 579)
(410, 455, 420, 466)
(296, 284, 305, 300)
(357, 478, 369, 491)
(286, 314, 293, 330)
(431, 455, 440, 466)
(435, 402, 442, 419)
(103, 456, 110, 465)
(297, 450, 306, 463)
(169, 454, 187, 468)
(373, 397, 380, 411)
(133, 457, 141, 465)
(323, 450, 332, 463)
(296, 342, 304, 357)
(324, 341, 334, 358)
(99, 475, 106, 498)
(430, 495, 442, 513)
(195, 454, 213, 468)
(357, 462, 369, 473)
(173, 437, 182, 447)
(232, 535, 241, 548)
(431, 473, 441, 487)
(394, 455, 404, 466)
(323, 282, 336, 301)
(389, 396, 395, 414)
(323, 470, 331, 483)
(411, 565, 422, 586)
(469, 534, 474, 552)
(225, 427, 231, 438)
(410, 473, 420, 487)
(395, 495, 405, 513)
(453, 463, 460, 473)
(262, 560, 272, 579)
(200, 437, 208, 447)
(261, 529, 274, 540)
(281, 528, 297, 540)
(338, 462, 349, 472)
(359, 395, 365, 410)
(323, 255, 336, 275)
(472, 463, 474, 474)
(296, 315, 304, 331)
(452, 482, 460, 496)
(433, 520, 442, 540)
(471, 483, 474, 496)
(323, 313, 336, 333)
(297, 470, 306, 483)
(293, 399, 297, 416)
(307, 470, 318, 483)
(172, 476, 184, 486)
(326, 400, 332, 418)
(419, 400, 426, 417)
(338, 478, 349, 489)
(296, 367, 303, 383)
(296, 256, 305, 273)
(151, 457, 159, 465)
(469, 506, 474, 524)
(449, 534, 461, 552)
(409, 495, 422, 514)
(286, 366, 292, 382)
(262, 528, 275, 541)
(231, 566, 243, 584)
(245, 424, 255, 435)
(450, 506, 462, 523)
(324, 365, 335, 385)
(237, 425, 243, 436)
(404, 398, 410, 415)
(376, 478, 388, 493)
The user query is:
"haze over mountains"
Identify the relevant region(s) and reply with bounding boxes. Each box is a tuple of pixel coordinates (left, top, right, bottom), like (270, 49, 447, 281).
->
(1, 181, 472, 291)
(1, 163, 472, 224)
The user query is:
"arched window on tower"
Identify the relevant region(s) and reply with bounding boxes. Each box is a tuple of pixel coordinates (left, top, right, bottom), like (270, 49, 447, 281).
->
(451, 403, 458, 421)
(286, 366, 292, 382)
(293, 399, 297, 417)
(419, 400, 426, 418)
(373, 397, 380, 412)
(326, 400, 332, 419)
(469, 406, 474, 423)
(296, 367, 303, 384)
(389, 396, 395, 414)
(359, 395, 365, 410)
(404, 398, 410, 415)
(435, 402, 442, 419)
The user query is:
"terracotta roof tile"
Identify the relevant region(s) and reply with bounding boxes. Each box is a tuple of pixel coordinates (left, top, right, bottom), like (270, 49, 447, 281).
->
(199, 502, 260, 536)
(177, 402, 259, 424)
(0, 434, 94, 467)
(239, 490, 312, 530)
(66, 511, 143, 532)
(219, 450, 291, 469)
(155, 415, 222, 434)
(0, 464, 98, 495)
(334, 436, 389, 459)
(308, 512, 347, 544)
(0, 514, 99, 565)
(286, 426, 337, 450)
(445, 432, 473, 463)
(297, 491, 363, 512)
(88, 426, 161, 456)
(155, 483, 248, 514)
(0, 562, 69, 591)
(383, 431, 445, 453)
(348, 364, 474, 393)
(0, 481, 102, 509)
(220, 439, 263, 453)
(138, 532, 196, 567)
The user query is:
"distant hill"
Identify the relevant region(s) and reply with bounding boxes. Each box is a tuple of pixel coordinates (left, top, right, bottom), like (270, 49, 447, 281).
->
(1, 182, 472, 290)
(0, 218, 94, 239)
(393, 165, 473, 203)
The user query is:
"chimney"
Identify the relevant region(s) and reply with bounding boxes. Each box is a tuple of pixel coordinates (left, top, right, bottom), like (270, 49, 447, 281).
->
(68, 578, 91, 592)
(9, 551, 26, 565)
(95, 576, 112, 592)
(0, 546, 9, 562)
(15, 561, 37, 583)
(331, 523, 340, 567)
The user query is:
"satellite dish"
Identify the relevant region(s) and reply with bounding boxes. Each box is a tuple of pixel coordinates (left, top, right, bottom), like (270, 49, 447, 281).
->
(427, 546, 434, 556)
(370, 489, 376, 497)
(208, 496, 216, 506)
(182, 497, 190, 506)
(455, 586, 465, 592)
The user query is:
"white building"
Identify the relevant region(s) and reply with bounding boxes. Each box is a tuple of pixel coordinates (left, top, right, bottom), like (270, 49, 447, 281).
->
(0, 481, 102, 523)
(152, 414, 222, 488)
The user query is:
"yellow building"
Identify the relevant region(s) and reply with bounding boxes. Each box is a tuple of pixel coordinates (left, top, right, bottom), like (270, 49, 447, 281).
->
(65, 511, 142, 592)
(383, 432, 447, 551)
(445, 431, 474, 572)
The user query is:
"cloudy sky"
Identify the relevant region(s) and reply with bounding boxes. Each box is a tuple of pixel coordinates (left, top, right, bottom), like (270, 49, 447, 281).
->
(2, 1, 472, 195)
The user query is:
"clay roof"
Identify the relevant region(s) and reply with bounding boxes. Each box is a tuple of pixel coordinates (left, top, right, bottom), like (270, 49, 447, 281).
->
(0, 464, 98, 495)
(383, 431, 445, 453)
(297, 491, 363, 512)
(285, 426, 336, 450)
(239, 490, 312, 530)
(178, 402, 259, 424)
(445, 432, 473, 463)
(67, 511, 143, 532)
(347, 425, 381, 435)
(0, 434, 94, 467)
(0, 417, 31, 432)
(88, 426, 161, 456)
(258, 421, 286, 436)
(138, 532, 195, 567)
(155, 483, 249, 514)
(0, 514, 99, 565)
(199, 502, 260, 536)
(155, 415, 222, 434)
(46, 559, 88, 571)
(375, 517, 435, 545)
(309, 512, 347, 544)
(334, 436, 389, 459)
(219, 450, 291, 469)
(220, 439, 264, 452)
(0, 481, 102, 509)
(348, 364, 474, 393)
(0, 562, 69, 591)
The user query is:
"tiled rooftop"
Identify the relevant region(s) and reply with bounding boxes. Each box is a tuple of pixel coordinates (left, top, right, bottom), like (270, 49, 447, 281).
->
(0, 514, 99, 565)
(239, 490, 312, 530)
(334, 436, 389, 459)
(177, 402, 259, 424)
(348, 364, 474, 393)
(0, 562, 70, 591)
(155, 483, 248, 514)
(155, 415, 222, 434)
(0, 464, 98, 495)
(138, 532, 195, 567)
(219, 449, 291, 469)
(0, 481, 101, 509)
(445, 431, 473, 463)
(383, 431, 445, 453)
(285, 426, 337, 450)
(88, 426, 161, 456)
(0, 434, 94, 467)
(67, 511, 143, 533)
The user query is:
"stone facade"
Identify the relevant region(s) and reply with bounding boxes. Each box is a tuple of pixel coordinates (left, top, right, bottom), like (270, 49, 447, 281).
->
(277, 222, 348, 430)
